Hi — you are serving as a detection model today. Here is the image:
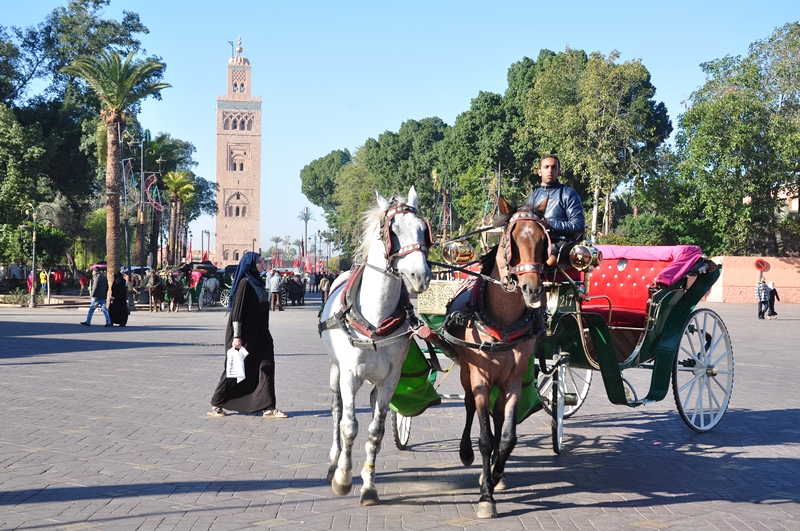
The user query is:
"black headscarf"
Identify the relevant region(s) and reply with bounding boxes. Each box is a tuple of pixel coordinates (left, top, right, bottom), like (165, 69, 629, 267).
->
(228, 251, 268, 311)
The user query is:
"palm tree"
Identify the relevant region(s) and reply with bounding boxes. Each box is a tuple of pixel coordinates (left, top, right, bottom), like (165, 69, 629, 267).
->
(63, 51, 169, 294)
(162, 171, 195, 266)
(298, 207, 314, 268)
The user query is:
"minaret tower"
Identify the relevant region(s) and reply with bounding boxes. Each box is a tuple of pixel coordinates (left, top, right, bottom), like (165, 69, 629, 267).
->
(215, 36, 262, 267)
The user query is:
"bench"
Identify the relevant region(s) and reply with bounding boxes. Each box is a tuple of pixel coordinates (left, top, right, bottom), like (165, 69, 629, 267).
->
(581, 245, 703, 328)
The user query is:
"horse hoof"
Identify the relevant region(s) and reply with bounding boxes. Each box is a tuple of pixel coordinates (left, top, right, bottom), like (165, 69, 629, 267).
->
(326, 464, 337, 481)
(494, 474, 507, 491)
(331, 469, 353, 496)
(359, 487, 380, 506)
(460, 446, 474, 466)
(476, 500, 497, 519)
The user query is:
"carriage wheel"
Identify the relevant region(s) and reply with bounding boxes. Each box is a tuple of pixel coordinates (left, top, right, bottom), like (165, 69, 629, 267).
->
(220, 288, 231, 307)
(672, 308, 734, 433)
(391, 410, 411, 450)
(539, 366, 592, 418)
(551, 362, 565, 455)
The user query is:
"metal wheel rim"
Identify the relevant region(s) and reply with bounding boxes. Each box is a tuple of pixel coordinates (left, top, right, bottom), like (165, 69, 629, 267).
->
(551, 363, 565, 454)
(391, 410, 412, 450)
(672, 308, 734, 433)
(220, 289, 231, 307)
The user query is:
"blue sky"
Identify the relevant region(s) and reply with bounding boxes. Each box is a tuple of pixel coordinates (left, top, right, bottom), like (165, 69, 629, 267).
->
(5, 1, 799, 253)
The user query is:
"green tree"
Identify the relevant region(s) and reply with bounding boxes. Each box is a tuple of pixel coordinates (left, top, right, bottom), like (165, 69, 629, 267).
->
(300, 149, 350, 215)
(0, 103, 47, 225)
(162, 170, 194, 266)
(677, 22, 800, 255)
(523, 48, 671, 238)
(331, 149, 379, 255)
(63, 50, 168, 288)
(362, 117, 449, 212)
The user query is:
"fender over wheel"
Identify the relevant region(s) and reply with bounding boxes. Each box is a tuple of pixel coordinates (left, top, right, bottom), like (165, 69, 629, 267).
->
(672, 308, 734, 433)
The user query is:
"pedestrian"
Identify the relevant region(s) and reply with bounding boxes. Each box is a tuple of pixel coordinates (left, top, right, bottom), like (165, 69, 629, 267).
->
(81, 268, 112, 327)
(79, 272, 89, 296)
(207, 251, 289, 418)
(108, 272, 129, 327)
(269, 268, 284, 311)
(27, 271, 33, 293)
(319, 272, 331, 304)
(755, 277, 769, 320)
(39, 270, 48, 295)
(767, 281, 780, 319)
(53, 267, 65, 295)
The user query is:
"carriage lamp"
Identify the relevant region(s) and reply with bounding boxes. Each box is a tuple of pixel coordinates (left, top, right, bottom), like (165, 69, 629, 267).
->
(569, 242, 603, 271)
(442, 240, 475, 265)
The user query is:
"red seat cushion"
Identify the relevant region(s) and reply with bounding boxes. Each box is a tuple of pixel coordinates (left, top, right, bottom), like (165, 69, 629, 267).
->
(582, 259, 670, 327)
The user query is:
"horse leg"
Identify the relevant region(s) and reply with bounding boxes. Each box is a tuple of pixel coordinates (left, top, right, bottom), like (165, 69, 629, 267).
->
(489, 393, 509, 491)
(459, 365, 476, 466)
(332, 370, 361, 496)
(360, 370, 401, 506)
(475, 394, 498, 519)
(327, 363, 343, 481)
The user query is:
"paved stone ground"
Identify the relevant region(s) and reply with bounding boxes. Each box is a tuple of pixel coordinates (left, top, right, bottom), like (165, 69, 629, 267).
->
(1, 295, 799, 530)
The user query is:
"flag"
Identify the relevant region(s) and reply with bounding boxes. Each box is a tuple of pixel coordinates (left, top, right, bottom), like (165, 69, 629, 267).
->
(186, 239, 192, 263)
(202, 251, 208, 262)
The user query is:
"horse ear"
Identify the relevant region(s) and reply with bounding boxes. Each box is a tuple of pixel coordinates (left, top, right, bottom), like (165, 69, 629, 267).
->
(534, 195, 548, 218)
(407, 186, 419, 209)
(498, 195, 511, 214)
(376, 190, 390, 210)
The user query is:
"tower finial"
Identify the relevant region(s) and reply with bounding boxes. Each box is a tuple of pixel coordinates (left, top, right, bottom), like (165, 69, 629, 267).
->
(236, 36, 243, 55)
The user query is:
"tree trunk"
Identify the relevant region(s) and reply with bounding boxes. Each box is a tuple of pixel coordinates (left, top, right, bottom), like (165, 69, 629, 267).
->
(590, 182, 600, 241)
(105, 118, 123, 301)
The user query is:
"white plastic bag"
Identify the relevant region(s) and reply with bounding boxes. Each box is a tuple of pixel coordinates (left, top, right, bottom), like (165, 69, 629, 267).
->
(226, 346, 249, 383)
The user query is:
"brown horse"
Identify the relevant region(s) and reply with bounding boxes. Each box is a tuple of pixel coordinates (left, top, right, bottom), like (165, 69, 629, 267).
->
(146, 271, 165, 312)
(444, 197, 549, 519)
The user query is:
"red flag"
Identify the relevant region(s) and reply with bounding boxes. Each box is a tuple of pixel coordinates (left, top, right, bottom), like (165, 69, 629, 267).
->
(186, 239, 192, 263)
(202, 251, 208, 261)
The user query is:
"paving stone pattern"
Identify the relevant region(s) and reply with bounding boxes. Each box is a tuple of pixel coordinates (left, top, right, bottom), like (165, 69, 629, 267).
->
(1, 296, 799, 530)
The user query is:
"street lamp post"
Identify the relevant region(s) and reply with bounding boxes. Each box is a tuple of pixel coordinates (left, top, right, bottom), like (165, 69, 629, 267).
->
(21, 203, 55, 308)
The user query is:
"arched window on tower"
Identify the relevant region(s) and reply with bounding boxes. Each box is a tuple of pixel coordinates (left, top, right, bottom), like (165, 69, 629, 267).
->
(241, 206, 246, 217)
(240, 119, 245, 130)
(223, 118, 230, 130)
(234, 251, 239, 261)
(240, 83, 245, 92)
(246, 118, 252, 131)
(239, 162, 244, 171)
(232, 83, 238, 93)
(235, 206, 240, 217)
(223, 250, 229, 260)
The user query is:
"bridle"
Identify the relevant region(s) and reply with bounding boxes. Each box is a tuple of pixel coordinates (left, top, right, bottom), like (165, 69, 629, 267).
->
(500, 207, 550, 292)
(377, 203, 433, 276)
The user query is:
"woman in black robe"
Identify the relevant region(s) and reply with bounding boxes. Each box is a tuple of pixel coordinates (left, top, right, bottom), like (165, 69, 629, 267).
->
(208, 252, 289, 418)
(108, 272, 129, 326)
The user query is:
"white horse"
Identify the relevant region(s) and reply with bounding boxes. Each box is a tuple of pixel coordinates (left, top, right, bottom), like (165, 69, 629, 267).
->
(198, 277, 220, 310)
(320, 186, 432, 506)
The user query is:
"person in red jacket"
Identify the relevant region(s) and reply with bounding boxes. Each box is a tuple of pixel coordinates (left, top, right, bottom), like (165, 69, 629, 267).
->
(79, 272, 89, 296)
(53, 267, 65, 295)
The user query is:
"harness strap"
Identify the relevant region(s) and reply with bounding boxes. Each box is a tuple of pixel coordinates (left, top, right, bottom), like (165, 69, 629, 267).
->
(440, 312, 538, 352)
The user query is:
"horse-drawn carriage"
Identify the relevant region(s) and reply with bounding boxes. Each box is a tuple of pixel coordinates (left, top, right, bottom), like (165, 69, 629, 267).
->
(319, 189, 734, 519)
(391, 241, 733, 455)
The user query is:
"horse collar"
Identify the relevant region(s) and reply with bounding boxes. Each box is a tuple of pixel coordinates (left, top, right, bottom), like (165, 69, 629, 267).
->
(469, 275, 541, 343)
(337, 264, 411, 340)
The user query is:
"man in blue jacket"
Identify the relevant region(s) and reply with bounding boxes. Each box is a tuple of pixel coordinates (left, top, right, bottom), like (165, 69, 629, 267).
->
(526, 155, 585, 265)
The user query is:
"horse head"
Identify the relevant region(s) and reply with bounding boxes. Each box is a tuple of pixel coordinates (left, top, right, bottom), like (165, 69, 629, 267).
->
(375, 186, 433, 293)
(497, 196, 549, 309)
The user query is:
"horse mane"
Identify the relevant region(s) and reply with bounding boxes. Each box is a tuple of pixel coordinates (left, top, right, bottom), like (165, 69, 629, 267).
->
(357, 195, 408, 257)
